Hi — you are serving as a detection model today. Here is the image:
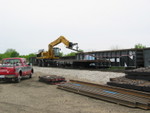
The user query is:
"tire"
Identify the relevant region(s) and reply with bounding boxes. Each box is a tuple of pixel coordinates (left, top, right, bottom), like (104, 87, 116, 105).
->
(29, 73, 32, 78)
(15, 75, 21, 83)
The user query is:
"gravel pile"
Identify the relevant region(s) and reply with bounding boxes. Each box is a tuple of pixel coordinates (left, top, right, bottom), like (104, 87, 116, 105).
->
(34, 66, 125, 84)
(126, 67, 150, 73)
(125, 67, 150, 80)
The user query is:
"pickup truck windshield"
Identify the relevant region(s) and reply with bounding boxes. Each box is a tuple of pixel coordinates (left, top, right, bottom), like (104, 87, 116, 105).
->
(1, 59, 21, 67)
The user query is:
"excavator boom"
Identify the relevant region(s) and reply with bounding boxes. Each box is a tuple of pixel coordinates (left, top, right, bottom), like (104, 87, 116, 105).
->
(48, 36, 78, 50)
(48, 36, 78, 58)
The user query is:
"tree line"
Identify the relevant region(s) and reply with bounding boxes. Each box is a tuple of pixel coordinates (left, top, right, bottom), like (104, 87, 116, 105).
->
(0, 49, 83, 61)
(0, 49, 36, 61)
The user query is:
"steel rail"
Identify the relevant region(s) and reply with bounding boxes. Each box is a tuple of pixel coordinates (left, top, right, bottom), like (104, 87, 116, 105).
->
(57, 80, 150, 110)
(69, 80, 150, 99)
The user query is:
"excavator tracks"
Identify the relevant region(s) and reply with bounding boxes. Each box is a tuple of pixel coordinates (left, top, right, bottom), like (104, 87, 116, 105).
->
(57, 80, 150, 110)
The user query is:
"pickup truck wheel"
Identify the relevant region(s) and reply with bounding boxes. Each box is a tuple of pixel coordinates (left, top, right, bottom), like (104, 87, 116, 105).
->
(29, 73, 32, 78)
(15, 75, 21, 83)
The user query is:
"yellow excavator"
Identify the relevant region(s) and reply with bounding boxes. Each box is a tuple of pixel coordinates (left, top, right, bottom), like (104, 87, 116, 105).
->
(36, 36, 78, 67)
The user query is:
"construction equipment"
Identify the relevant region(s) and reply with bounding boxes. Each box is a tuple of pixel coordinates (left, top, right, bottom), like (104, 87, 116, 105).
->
(36, 36, 78, 67)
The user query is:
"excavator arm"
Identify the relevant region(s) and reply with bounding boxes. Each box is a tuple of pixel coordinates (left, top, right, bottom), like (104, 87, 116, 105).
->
(48, 36, 78, 58)
(48, 36, 77, 50)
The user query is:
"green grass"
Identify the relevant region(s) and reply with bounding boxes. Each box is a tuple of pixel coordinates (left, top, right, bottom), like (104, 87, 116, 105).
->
(106, 66, 125, 72)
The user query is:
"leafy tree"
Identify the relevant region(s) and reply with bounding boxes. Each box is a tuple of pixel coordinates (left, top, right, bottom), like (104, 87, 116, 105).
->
(19, 55, 27, 59)
(27, 53, 36, 58)
(10, 51, 19, 57)
(0, 54, 3, 60)
(19, 53, 36, 61)
(78, 49, 84, 53)
(1, 49, 19, 59)
(134, 43, 146, 49)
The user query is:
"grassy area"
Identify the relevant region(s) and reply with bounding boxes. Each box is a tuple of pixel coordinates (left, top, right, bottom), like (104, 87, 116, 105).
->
(108, 67, 125, 70)
(101, 66, 126, 72)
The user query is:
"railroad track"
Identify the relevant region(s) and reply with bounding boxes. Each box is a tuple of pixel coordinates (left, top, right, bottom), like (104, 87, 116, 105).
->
(57, 80, 150, 110)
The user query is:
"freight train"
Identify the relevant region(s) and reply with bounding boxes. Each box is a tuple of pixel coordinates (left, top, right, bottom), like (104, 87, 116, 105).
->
(29, 48, 150, 68)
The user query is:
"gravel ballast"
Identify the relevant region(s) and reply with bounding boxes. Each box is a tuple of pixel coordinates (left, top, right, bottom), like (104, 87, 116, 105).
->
(34, 66, 125, 84)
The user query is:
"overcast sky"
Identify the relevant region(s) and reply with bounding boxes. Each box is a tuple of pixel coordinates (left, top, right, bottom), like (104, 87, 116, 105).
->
(0, 0, 150, 55)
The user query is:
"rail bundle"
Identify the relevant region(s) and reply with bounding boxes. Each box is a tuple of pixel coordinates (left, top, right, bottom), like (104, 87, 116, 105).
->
(58, 80, 150, 110)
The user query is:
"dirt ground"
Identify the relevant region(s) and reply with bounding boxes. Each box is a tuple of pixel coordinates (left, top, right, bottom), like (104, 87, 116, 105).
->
(0, 69, 149, 113)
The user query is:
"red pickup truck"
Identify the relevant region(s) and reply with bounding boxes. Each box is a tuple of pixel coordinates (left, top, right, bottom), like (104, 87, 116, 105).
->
(0, 58, 34, 83)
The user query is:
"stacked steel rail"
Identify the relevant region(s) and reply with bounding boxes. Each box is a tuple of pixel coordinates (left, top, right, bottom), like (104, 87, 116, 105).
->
(107, 68, 150, 92)
(39, 75, 66, 84)
(57, 80, 150, 110)
(107, 77, 150, 92)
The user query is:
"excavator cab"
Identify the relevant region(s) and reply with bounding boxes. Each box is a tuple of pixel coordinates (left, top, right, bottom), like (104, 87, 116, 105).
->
(53, 47, 60, 57)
